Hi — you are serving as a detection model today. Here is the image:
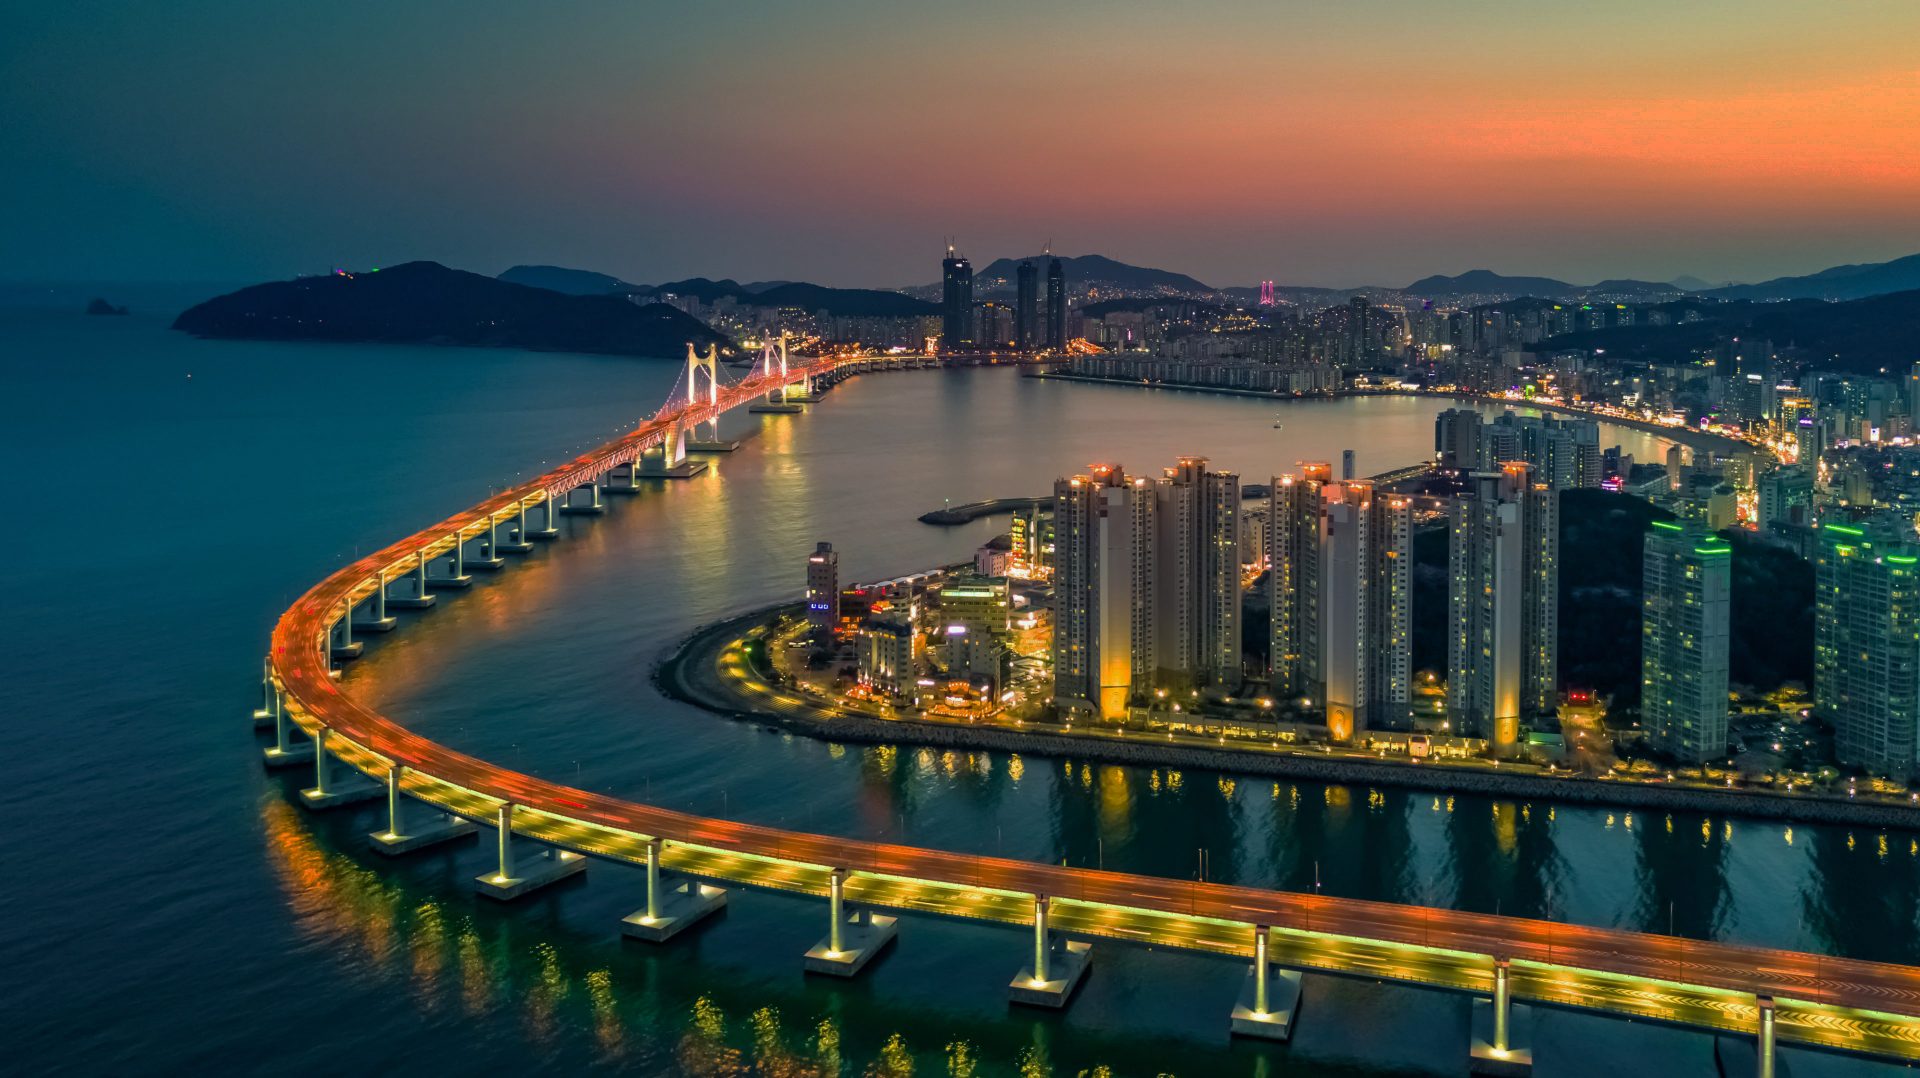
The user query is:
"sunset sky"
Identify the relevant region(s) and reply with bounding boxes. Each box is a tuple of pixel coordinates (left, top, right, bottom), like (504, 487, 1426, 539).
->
(5, 0, 1918, 288)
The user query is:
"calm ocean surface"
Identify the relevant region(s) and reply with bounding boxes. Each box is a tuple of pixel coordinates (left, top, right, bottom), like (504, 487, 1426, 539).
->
(3, 290, 1914, 1076)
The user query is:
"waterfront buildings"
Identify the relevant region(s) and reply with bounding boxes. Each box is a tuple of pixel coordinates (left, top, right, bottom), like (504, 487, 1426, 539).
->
(941, 246, 973, 349)
(1814, 523, 1920, 777)
(805, 541, 839, 638)
(1640, 522, 1732, 762)
(1434, 408, 1601, 488)
(1051, 458, 1241, 719)
(1015, 259, 1039, 349)
(1267, 466, 1413, 739)
(1046, 258, 1067, 350)
(1446, 462, 1559, 753)
(857, 607, 916, 702)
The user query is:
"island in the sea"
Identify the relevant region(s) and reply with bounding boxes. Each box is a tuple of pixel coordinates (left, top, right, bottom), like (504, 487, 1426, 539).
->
(172, 260, 732, 357)
(85, 297, 129, 315)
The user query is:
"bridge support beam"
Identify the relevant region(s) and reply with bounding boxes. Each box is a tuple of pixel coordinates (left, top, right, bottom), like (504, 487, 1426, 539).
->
(329, 611, 362, 660)
(1009, 894, 1091, 1008)
(498, 504, 535, 552)
(561, 481, 606, 514)
(1231, 924, 1303, 1040)
(804, 868, 896, 976)
(527, 494, 561, 540)
(355, 574, 397, 632)
(261, 688, 314, 768)
(473, 803, 585, 900)
(252, 659, 277, 725)
(369, 765, 476, 854)
(639, 426, 708, 477)
(621, 838, 727, 942)
(388, 555, 437, 608)
(1469, 958, 1533, 1077)
(1714, 998, 1784, 1078)
(425, 533, 472, 590)
(299, 728, 380, 809)
(601, 465, 643, 494)
(468, 520, 506, 570)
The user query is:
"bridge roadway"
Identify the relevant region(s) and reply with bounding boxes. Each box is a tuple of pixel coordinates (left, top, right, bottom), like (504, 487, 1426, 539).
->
(265, 352, 1920, 1064)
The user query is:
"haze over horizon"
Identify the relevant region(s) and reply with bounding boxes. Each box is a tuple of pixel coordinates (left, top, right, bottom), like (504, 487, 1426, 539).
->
(5, 1, 1919, 289)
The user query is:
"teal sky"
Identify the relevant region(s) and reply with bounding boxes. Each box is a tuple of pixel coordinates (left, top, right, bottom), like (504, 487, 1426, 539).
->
(4, 1, 1917, 287)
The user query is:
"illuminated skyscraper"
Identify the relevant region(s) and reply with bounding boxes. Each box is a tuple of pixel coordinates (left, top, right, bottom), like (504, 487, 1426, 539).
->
(941, 244, 973, 349)
(1153, 457, 1241, 692)
(1641, 521, 1731, 762)
(805, 541, 839, 638)
(1814, 523, 1920, 777)
(1015, 258, 1039, 349)
(1052, 464, 1155, 719)
(1045, 257, 1066, 350)
(1268, 467, 1412, 738)
(1446, 463, 1558, 754)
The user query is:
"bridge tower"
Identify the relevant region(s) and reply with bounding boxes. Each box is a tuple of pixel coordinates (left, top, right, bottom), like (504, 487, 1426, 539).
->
(749, 332, 805, 414)
(679, 342, 738, 455)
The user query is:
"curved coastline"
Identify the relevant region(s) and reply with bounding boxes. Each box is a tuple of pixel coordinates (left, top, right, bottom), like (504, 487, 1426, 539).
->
(261, 354, 1920, 1060)
(658, 603, 1920, 833)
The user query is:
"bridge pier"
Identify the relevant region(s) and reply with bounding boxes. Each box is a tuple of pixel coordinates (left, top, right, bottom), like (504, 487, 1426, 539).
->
(1715, 998, 1784, 1078)
(804, 868, 896, 976)
(525, 494, 561, 540)
(639, 427, 708, 478)
(425, 533, 472, 590)
(261, 687, 315, 768)
(299, 728, 380, 809)
(467, 522, 506, 570)
(498, 504, 536, 552)
(561, 481, 606, 514)
(473, 803, 585, 900)
(388, 554, 437, 609)
(621, 838, 728, 942)
(354, 574, 397, 632)
(1230, 924, 1303, 1040)
(329, 611, 362, 660)
(601, 464, 643, 494)
(252, 659, 277, 725)
(369, 765, 477, 854)
(1469, 957, 1533, 1077)
(1009, 894, 1092, 1008)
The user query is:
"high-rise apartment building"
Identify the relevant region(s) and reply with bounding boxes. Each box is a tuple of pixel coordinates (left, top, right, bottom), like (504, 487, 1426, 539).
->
(1052, 458, 1242, 719)
(806, 541, 839, 638)
(1045, 258, 1067, 350)
(1015, 259, 1039, 349)
(1435, 408, 1600, 487)
(1267, 465, 1413, 739)
(1052, 465, 1156, 719)
(1446, 463, 1559, 754)
(1641, 521, 1731, 762)
(1815, 523, 1920, 777)
(941, 245, 973, 349)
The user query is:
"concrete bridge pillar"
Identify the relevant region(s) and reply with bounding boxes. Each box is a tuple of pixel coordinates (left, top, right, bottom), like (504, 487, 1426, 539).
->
(472, 801, 584, 899)
(369, 763, 476, 854)
(252, 658, 276, 724)
(1231, 924, 1302, 1039)
(804, 867, 896, 976)
(427, 532, 472, 589)
(261, 684, 314, 768)
(1470, 956, 1533, 1076)
(330, 608, 362, 659)
(1011, 894, 1090, 1007)
(389, 553, 436, 608)
(497, 505, 534, 553)
(470, 519, 505, 570)
(299, 726, 379, 809)
(1759, 996, 1776, 1078)
(356, 573, 396, 631)
(621, 837, 726, 942)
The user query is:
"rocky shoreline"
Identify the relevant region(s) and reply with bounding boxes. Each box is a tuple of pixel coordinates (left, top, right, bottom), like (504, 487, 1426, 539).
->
(658, 604, 1920, 832)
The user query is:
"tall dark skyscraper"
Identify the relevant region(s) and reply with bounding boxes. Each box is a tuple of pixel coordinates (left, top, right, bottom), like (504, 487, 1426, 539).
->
(1045, 257, 1067, 350)
(941, 245, 973, 350)
(1014, 259, 1039, 348)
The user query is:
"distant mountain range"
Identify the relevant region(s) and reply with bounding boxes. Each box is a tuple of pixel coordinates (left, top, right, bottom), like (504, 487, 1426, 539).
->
(1704, 253, 1920, 302)
(174, 261, 729, 357)
(1538, 288, 1920, 375)
(493, 269, 936, 317)
(969, 253, 1211, 293)
(498, 264, 645, 295)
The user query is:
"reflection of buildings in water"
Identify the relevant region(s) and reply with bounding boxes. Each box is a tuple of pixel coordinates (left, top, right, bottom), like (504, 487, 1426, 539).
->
(1631, 811, 1732, 941)
(1440, 795, 1566, 918)
(1800, 824, 1920, 965)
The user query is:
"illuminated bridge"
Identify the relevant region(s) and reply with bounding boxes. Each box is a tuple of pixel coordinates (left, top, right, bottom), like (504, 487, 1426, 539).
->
(256, 346, 1920, 1076)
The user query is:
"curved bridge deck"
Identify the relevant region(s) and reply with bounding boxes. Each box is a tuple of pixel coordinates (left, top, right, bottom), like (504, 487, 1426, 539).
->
(265, 354, 1920, 1063)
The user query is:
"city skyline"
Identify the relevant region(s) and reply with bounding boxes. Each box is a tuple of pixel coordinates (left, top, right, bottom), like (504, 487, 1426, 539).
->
(6, 3, 1920, 287)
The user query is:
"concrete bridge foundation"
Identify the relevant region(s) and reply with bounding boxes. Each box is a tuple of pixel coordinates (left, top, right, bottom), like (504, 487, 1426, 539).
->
(299, 729, 382, 810)
(368, 766, 477, 854)
(804, 869, 897, 976)
(1009, 896, 1091, 1007)
(473, 804, 586, 900)
(1230, 926, 1303, 1040)
(621, 839, 727, 942)
(1469, 959, 1534, 1076)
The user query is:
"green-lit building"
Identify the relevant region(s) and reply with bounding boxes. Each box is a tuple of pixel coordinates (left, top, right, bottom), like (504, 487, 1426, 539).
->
(1814, 522, 1920, 777)
(1640, 521, 1731, 762)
